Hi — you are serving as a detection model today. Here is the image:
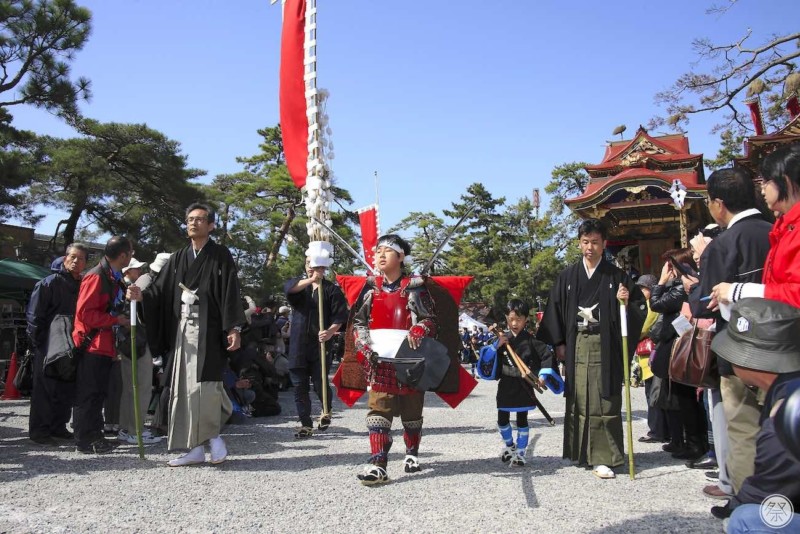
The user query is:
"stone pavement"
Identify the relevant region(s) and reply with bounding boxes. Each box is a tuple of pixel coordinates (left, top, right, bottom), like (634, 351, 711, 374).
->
(0, 371, 723, 533)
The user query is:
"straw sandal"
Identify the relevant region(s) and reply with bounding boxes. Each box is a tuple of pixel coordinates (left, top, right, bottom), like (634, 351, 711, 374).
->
(294, 426, 314, 439)
(357, 464, 389, 486)
(317, 413, 332, 431)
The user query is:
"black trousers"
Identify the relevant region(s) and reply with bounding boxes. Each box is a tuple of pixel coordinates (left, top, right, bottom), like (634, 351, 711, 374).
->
(644, 377, 669, 440)
(73, 352, 113, 447)
(28, 348, 76, 439)
(103, 359, 122, 426)
(290, 355, 333, 428)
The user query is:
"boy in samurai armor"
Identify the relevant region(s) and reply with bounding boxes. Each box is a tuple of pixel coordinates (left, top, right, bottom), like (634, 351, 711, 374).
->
(351, 234, 437, 485)
(493, 299, 554, 466)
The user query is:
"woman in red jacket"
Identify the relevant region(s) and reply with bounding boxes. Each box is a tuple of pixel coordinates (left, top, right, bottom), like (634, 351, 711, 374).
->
(712, 142, 800, 307)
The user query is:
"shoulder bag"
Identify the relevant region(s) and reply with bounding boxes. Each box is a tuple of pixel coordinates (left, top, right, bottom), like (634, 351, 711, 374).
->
(669, 319, 719, 388)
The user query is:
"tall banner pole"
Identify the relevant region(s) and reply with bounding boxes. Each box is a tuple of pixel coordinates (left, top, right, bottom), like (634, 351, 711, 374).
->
(619, 299, 635, 480)
(279, 0, 334, 420)
(130, 300, 145, 459)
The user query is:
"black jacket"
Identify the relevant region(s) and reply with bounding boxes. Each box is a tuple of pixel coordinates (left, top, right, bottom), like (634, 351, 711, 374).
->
(283, 276, 348, 368)
(649, 279, 688, 381)
(649, 280, 686, 343)
(25, 259, 81, 352)
(143, 239, 246, 383)
(688, 212, 772, 375)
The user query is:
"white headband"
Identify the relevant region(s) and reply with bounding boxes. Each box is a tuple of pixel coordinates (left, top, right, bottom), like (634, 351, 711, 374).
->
(377, 240, 405, 256)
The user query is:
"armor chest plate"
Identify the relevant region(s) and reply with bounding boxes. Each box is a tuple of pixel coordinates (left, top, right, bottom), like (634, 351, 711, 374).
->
(370, 288, 411, 330)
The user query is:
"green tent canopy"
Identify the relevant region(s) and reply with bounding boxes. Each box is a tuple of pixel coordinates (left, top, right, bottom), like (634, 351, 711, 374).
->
(0, 258, 51, 304)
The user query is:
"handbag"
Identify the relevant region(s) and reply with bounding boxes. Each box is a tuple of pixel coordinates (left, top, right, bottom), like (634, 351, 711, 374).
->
(635, 338, 654, 356)
(12, 349, 34, 395)
(43, 315, 97, 382)
(669, 319, 719, 388)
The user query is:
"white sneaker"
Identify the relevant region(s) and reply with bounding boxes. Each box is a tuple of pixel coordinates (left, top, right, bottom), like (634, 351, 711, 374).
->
(209, 436, 227, 464)
(510, 450, 527, 467)
(167, 445, 205, 467)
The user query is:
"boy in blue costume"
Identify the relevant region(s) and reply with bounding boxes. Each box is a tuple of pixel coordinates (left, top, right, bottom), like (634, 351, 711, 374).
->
(493, 299, 554, 466)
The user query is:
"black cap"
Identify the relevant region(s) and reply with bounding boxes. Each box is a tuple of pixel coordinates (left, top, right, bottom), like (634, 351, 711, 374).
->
(711, 298, 800, 374)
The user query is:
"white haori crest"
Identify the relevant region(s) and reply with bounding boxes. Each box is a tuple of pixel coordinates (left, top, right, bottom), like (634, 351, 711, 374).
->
(578, 304, 598, 326)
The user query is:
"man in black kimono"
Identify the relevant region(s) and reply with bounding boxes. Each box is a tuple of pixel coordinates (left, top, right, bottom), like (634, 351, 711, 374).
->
(131, 202, 246, 467)
(537, 218, 646, 478)
(284, 242, 348, 438)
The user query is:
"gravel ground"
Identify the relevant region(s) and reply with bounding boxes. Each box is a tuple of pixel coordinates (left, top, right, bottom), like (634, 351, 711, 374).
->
(0, 370, 724, 534)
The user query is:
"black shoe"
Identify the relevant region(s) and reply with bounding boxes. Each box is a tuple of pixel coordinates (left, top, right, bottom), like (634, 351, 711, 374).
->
(638, 435, 664, 443)
(30, 435, 58, 446)
(672, 447, 705, 460)
(76, 439, 115, 455)
(50, 428, 74, 440)
(710, 504, 732, 519)
(705, 470, 719, 481)
(662, 442, 684, 453)
(687, 456, 718, 470)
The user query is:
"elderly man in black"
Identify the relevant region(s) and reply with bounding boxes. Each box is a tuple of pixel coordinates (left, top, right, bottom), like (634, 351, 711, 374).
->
(26, 244, 89, 445)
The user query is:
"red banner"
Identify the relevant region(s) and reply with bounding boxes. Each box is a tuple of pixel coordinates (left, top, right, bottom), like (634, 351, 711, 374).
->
(279, 0, 308, 189)
(787, 96, 800, 119)
(745, 99, 765, 136)
(358, 205, 378, 269)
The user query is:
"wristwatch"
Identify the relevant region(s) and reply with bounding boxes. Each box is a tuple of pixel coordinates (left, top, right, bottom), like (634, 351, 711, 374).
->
(231, 325, 243, 334)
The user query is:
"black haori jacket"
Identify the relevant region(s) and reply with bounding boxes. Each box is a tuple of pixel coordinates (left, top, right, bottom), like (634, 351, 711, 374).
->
(143, 239, 245, 383)
(536, 259, 646, 399)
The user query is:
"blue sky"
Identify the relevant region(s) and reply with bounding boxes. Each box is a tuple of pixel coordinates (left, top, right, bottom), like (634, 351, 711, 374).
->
(8, 0, 798, 239)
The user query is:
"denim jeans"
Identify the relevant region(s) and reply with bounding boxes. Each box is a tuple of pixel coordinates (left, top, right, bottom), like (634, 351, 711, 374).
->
(728, 503, 800, 533)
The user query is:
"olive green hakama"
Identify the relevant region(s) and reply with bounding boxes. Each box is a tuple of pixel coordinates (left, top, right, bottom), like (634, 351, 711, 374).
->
(563, 331, 624, 467)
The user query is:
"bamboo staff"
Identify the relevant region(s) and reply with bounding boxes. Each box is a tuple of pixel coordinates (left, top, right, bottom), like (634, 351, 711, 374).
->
(130, 300, 145, 459)
(619, 297, 635, 480)
(317, 279, 330, 420)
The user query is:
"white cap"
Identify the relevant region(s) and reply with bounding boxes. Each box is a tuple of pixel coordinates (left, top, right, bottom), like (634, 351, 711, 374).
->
(122, 257, 147, 274)
(279, 305, 290, 314)
(150, 252, 172, 274)
(305, 241, 334, 268)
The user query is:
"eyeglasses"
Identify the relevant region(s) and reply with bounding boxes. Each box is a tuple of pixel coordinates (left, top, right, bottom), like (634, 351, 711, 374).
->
(186, 216, 208, 224)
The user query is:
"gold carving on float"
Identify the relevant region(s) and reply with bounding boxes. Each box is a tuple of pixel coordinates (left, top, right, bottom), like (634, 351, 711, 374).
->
(620, 139, 667, 167)
(627, 189, 654, 202)
(590, 207, 609, 218)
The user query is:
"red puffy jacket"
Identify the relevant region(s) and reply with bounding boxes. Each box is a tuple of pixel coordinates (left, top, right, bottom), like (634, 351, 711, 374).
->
(73, 258, 126, 358)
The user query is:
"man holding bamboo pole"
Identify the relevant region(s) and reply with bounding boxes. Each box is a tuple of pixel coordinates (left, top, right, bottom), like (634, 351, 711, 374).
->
(537, 218, 646, 479)
(284, 244, 348, 439)
(130, 203, 246, 467)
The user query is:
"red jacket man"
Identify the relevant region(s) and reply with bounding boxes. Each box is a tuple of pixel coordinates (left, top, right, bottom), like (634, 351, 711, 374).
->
(72, 236, 133, 455)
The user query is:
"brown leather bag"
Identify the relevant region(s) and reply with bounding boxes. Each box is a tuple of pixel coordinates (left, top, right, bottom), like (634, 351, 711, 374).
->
(669, 320, 719, 388)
